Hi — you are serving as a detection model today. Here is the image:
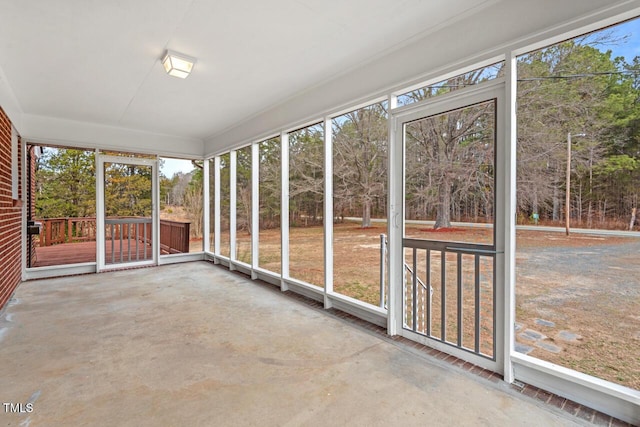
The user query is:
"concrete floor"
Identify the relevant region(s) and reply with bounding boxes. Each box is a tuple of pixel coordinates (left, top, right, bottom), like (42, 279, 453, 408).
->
(0, 262, 589, 426)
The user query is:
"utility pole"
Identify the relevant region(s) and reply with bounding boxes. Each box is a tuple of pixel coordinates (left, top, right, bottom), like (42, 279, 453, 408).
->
(566, 132, 586, 236)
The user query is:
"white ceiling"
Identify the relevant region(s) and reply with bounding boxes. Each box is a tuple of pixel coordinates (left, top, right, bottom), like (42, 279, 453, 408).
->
(0, 0, 498, 142)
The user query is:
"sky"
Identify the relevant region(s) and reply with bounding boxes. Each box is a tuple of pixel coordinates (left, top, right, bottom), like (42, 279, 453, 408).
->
(588, 17, 640, 61)
(160, 157, 196, 178)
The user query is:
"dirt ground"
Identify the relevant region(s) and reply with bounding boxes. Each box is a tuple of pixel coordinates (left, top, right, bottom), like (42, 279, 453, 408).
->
(514, 230, 640, 389)
(215, 221, 640, 390)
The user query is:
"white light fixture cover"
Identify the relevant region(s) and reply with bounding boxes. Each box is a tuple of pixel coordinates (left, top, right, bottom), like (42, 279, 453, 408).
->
(162, 50, 196, 79)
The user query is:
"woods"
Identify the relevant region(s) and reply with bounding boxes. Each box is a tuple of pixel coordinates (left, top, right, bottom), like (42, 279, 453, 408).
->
(35, 149, 95, 219)
(517, 37, 640, 228)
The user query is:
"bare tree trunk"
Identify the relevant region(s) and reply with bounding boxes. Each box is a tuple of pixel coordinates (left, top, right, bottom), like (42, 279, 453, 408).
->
(577, 186, 582, 226)
(362, 200, 371, 228)
(588, 149, 593, 228)
(473, 200, 478, 222)
(630, 207, 637, 231)
(434, 179, 452, 229)
(553, 185, 560, 221)
(599, 200, 607, 225)
(485, 197, 492, 223)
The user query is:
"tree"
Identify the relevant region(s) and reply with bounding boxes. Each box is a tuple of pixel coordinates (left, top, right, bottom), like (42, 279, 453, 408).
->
(402, 65, 501, 229)
(36, 148, 95, 218)
(333, 102, 388, 228)
(219, 153, 231, 233)
(517, 37, 640, 227)
(405, 101, 495, 229)
(104, 163, 152, 217)
(258, 138, 281, 229)
(289, 124, 324, 226)
(183, 162, 203, 238)
(236, 147, 252, 233)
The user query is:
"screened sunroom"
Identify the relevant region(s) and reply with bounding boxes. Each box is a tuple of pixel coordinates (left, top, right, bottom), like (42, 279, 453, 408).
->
(1, 1, 639, 424)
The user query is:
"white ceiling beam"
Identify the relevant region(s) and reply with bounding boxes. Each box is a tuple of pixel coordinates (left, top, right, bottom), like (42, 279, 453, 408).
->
(21, 114, 203, 157)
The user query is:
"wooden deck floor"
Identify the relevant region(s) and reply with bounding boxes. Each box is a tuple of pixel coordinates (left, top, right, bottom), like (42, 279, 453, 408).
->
(33, 240, 155, 267)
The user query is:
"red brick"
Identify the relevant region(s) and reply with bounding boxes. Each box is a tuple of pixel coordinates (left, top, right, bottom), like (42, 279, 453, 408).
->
(535, 389, 553, 404)
(461, 361, 474, 371)
(547, 393, 565, 409)
(576, 406, 595, 423)
(0, 107, 22, 310)
(591, 411, 612, 427)
(562, 399, 581, 416)
(478, 368, 493, 380)
(451, 357, 466, 368)
(522, 384, 539, 398)
(610, 418, 632, 427)
(487, 372, 502, 383)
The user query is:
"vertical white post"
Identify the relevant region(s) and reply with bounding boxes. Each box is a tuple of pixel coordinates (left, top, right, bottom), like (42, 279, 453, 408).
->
(566, 132, 572, 236)
(96, 150, 105, 271)
(230, 150, 237, 270)
(214, 156, 221, 262)
(387, 94, 401, 335)
(501, 52, 517, 383)
(251, 142, 260, 279)
(379, 233, 386, 308)
(203, 159, 211, 253)
(324, 117, 333, 308)
(20, 136, 26, 279)
(281, 131, 290, 290)
(10, 127, 18, 200)
(152, 158, 159, 265)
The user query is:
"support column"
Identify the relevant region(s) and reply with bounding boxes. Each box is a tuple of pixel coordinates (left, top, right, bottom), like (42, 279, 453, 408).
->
(280, 131, 290, 291)
(251, 142, 259, 279)
(323, 117, 333, 308)
(214, 156, 221, 262)
(230, 150, 237, 270)
(502, 52, 518, 383)
(387, 94, 401, 335)
(203, 159, 210, 253)
(96, 149, 105, 271)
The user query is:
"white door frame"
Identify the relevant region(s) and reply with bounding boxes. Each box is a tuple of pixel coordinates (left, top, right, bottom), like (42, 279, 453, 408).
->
(388, 79, 507, 373)
(96, 154, 158, 272)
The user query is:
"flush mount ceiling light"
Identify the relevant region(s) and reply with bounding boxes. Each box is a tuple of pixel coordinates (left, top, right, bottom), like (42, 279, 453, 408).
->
(162, 50, 196, 79)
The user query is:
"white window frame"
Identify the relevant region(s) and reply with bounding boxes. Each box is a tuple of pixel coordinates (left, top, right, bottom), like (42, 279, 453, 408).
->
(11, 126, 19, 201)
(96, 154, 158, 272)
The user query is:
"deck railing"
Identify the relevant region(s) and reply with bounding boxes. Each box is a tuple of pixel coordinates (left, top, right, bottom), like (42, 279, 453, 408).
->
(159, 219, 190, 254)
(35, 217, 191, 254)
(37, 217, 97, 246)
(379, 234, 432, 310)
(105, 217, 152, 263)
(402, 237, 497, 360)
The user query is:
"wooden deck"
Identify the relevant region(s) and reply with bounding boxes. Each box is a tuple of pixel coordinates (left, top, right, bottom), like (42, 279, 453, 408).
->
(34, 242, 96, 267)
(33, 241, 155, 267)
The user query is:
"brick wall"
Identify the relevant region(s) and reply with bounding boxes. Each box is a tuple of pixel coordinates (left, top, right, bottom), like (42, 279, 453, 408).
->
(0, 107, 22, 310)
